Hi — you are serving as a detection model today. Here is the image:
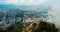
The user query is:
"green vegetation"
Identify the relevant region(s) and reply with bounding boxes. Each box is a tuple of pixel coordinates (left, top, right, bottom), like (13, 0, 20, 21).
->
(6, 22, 31, 32)
(7, 23, 24, 32)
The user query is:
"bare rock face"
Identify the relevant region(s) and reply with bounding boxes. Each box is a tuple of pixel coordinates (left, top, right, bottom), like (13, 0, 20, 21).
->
(23, 20, 59, 32)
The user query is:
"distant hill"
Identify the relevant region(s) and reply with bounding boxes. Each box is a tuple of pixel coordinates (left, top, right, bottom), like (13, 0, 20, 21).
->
(0, 5, 18, 10)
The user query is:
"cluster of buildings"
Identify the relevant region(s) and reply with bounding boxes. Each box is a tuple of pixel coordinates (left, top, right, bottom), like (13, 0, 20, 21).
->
(0, 7, 48, 31)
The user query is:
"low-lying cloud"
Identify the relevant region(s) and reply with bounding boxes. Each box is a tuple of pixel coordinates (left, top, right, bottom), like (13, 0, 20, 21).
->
(48, 0, 60, 28)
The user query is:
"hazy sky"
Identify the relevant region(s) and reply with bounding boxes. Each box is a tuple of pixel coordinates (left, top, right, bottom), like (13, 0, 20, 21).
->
(0, 0, 59, 6)
(0, 0, 48, 5)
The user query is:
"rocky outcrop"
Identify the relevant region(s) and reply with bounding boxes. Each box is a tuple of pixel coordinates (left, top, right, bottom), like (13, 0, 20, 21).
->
(23, 19, 59, 32)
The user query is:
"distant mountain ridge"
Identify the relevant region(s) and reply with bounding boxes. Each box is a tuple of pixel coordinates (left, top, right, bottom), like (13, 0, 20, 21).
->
(0, 4, 51, 10)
